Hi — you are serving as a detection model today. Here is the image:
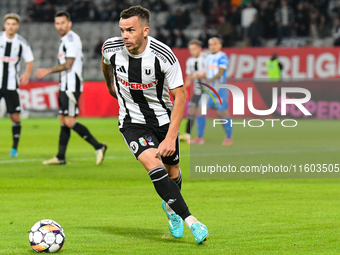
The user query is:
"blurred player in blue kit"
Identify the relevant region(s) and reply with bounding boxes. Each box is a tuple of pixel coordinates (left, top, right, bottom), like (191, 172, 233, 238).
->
(189, 37, 233, 146)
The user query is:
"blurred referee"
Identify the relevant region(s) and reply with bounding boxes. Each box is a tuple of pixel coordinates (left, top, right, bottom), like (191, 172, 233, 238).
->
(35, 11, 106, 165)
(0, 13, 34, 157)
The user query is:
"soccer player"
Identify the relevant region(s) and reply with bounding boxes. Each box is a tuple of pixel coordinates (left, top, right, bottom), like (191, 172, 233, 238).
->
(189, 37, 233, 146)
(0, 13, 34, 157)
(101, 6, 209, 244)
(179, 40, 206, 143)
(35, 11, 107, 165)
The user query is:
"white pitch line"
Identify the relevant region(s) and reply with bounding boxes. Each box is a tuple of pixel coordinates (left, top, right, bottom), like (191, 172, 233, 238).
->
(0, 147, 338, 164)
(190, 147, 340, 157)
(0, 154, 190, 164)
(0, 155, 126, 164)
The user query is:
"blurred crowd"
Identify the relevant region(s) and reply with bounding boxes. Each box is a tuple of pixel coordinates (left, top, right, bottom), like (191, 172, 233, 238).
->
(22, 0, 340, 47)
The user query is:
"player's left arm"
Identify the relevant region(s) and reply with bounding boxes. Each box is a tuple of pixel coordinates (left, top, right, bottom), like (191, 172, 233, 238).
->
(156, 85, 186, 158)
(207, 54, 228, 83)
(20, 42, 34, 85)
(35, 58, 75, 79)
(19, 61, 33, 85)
(156, 54, 185, 158)
(206, 67, 225, 83)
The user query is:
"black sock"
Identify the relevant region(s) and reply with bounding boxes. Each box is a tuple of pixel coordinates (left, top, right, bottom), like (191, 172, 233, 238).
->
(149, 166, 191, 220)
(71, 122, 101, 149)
(12, 122, 21, 150)
(57, 125, 70, 160)
(186, 115, 195, 134)
(172, 169, 182, 190)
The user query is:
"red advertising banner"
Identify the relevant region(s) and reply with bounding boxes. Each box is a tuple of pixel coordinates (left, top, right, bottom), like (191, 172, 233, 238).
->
(17, 47, 340, 119)
(78, 81, 118, 117)
(173, 47, 340, 80)
(19, 80, 340, 119)
(19, 81, 118, 117)
(19, 81, 59, 110)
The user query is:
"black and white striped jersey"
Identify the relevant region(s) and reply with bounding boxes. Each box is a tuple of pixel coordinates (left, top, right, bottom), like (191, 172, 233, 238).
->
(58, 30, 83, 92)
(185, 52, 206, 96)
(0, 32, 34, 90)
(102, 36, 183, 128)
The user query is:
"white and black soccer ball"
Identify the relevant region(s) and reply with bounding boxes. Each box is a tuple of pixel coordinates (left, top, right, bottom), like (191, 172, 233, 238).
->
(29, 219, 65, 253)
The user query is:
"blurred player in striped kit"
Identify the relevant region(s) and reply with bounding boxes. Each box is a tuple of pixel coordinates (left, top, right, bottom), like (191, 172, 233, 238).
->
(179, 40, 206, 143)
(189, 37, 233, 146)
(0, 13, 34, 157)
(35, 11, 107, 165)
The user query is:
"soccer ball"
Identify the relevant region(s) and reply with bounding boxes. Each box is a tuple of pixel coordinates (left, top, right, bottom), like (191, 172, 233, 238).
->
(29, 219, 65, 253)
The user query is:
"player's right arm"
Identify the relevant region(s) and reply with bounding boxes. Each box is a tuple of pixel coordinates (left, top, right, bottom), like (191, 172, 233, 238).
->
(35, 58, 75, 79)
(101, 37, 121, 99)
(102, 56, 117, 99)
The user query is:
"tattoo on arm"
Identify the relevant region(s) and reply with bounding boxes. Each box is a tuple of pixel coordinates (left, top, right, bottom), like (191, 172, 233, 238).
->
(102, 57, 117, 98)
(49, 57, 75, 73)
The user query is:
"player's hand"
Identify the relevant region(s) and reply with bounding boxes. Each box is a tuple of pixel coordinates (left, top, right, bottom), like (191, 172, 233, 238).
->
(19, 73, 30, 85)
(35, 68, 51, 79)
(156, 138, 176, 158)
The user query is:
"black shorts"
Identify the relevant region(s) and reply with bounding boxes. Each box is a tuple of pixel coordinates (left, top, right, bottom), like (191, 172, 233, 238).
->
(120, 123, 180, 165)
(0, 89, 21, 114)
(58, 91, 81, 117)
(189, 93, 202, 108)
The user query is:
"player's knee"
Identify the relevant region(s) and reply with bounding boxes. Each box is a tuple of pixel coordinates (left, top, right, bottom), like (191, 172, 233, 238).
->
(166, 164, 180, 179)
(64, 118, 76, 128)
(10, 113, 20, 123)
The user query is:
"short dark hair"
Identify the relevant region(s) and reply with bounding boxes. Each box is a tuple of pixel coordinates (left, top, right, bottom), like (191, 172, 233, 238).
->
(55, 11, 71, 21)
(120, 5, 150, 25)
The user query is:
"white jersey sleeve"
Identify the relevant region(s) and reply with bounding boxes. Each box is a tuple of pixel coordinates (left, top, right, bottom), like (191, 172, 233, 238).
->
(64, 34, 78, 58)
(19, 37, 34, 62)
(102, 37, 124, 65)
(164, 58, 183, 90)
(185, 58, 192, 75)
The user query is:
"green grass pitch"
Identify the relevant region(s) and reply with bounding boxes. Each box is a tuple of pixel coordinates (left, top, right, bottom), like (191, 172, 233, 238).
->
(0, 118, 339, 254)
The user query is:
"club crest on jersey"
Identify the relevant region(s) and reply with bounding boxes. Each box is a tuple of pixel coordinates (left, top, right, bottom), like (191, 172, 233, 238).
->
(139, 137, 147, 146)
(129, 141, 139, 153)
(117, 76, 158, 90)
(143, 66, 153, 77)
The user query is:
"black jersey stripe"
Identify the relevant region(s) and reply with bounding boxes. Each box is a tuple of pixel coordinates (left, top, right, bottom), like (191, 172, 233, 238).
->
(62, 44, 68, 90)
(14, 44, 23, 88)
(150, 41, 176, 63)
(128, 56, 159, 126)
(104, 42, 125, 47)
(104, 43, 125, 48)
(103, 44, 125, 51)
(1, 42, 12, 89)
(75, 73, 81, 92)
(154, 57, 171, 118)
(150, 46, 174, 65)
(150, 41, 176, 62)
(104, 40, 124, 45)
(103, 40, 124, 47)
(110, 54, 131, 126)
